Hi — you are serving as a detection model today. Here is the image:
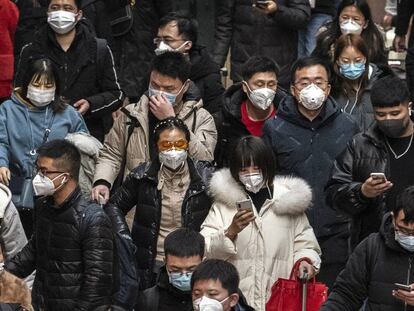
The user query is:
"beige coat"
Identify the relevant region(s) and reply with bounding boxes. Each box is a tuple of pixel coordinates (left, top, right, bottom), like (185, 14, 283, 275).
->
(93, 94, 217, 187)
(201, 169, 321, 311)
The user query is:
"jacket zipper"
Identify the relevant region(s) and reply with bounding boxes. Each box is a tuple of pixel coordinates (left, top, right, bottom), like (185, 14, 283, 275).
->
(405, 257, 412, 311)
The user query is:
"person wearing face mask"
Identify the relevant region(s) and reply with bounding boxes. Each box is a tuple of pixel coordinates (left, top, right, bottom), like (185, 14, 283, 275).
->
(214, 56, 287, 168)
(153, 12, 224, 115)
(135, 229, 205, 311)
(332, 34, 393, 132)
(313, 0, 386, 67)
(5, 139, 114, 311)
(262, 56, 358, 288)
(91, 52, 217, 204)
(0, 58, 87, 236)
(320, 186, 414, 310)
(106, 117, 213, 290)
(201, 136, 321, 311)
(14, 0, 124, 142)
(327, 75, 414, 252)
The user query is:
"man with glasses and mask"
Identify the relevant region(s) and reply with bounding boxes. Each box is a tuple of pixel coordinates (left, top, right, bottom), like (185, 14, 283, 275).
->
(5, 139, 114, 311)
(327, 75, 414, 253)
(91, 51, 216, 204)
(321, 186, 414, 310)
(135, 228, 204, 311)
(263, 56, 358, 288)
(14, 0, 124, 142)
(214, 56, 287, 168)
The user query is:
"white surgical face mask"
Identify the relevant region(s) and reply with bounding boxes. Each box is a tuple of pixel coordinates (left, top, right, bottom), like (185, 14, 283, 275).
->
(193, 296, 229, 311)
(239, 172, 265, 193)
(154, 40, 190, 56)
(395, 230, 414, 252)
(32, 173, 67, 197)
(244, 82, 276, 110)
(298, 83, 326, 111)
(27, 85, 56, 107)
(340, 19, 363, 35)
(47, 10, 78, 34)
(159, 149, 187, 170)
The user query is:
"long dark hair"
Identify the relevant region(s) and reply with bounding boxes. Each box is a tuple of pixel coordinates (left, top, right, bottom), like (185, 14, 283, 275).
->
(332, 34, 370, 97)
(20, 58, 67, 113)
(314, 0, 386, 65)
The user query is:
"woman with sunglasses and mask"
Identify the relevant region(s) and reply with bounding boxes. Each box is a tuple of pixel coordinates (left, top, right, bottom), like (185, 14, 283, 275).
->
(313, 0, 386, 66)
(0, 58, 87, 235)
(107, 117, 212, 290)
(332, 34, 393, 132)
(200, 136, 321, 311)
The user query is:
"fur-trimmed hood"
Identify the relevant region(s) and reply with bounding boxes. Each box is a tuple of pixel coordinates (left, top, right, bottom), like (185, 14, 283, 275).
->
(208, 169, 312, 216)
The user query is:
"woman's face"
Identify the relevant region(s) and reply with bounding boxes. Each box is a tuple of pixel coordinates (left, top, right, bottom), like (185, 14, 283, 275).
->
(339, 5, 367, 28)
(337, 46, 366, 66)
(157, 128, 188, 153)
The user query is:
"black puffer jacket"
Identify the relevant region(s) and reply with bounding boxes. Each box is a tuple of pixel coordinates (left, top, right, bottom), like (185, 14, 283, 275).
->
(190, 45, 224, 115)
(213, 0, 311, 88)
(14, 22, 124, 142)
(320, 214, 414, 311)
(326, 125, 391, 250)
(6, 188, 114, 311)
(108, 158, 213, 290)
(313, 0, 336, 16)
(214, 83, 287, 168)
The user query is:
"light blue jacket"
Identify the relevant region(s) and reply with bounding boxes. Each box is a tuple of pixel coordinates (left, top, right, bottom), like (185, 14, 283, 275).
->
(0, 93, 88, 176)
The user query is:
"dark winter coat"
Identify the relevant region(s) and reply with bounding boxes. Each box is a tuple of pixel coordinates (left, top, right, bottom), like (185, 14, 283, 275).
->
(326, 125, 391, 250)
(108, 158, 213, 290)
(190, 45, 224, 115)
(213, 0, 311, 88)
(320, 214, 414, 311)
(115, 0, 173, 99)
(312, 0, 336, 16)
(262, 95, 358, 238)
(0, 0, 19, 99)
(405, 45, 414, 102)
(214, 83, 287, 168)
(14, 22, 124, 142)
(6, 187, 115, 311)
(396, 0, 414, 47)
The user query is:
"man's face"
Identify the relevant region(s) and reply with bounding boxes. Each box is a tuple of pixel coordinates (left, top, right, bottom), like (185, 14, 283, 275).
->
(242, 71, 277, 93)
(192, 279, 239, 311)
(374, 103, 411, 123)
(290, 64, 331, 104)
(393, 210, 414, 235)
(48, 0, 82, 18)
(165, 255, 201, 274)
(35, 156, 69, 192)
(155, 21, 192, 53)
(149, 71, 188, 101)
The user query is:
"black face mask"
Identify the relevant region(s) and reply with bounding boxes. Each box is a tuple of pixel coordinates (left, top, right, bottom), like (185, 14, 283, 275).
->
(377, 118, 409, 138)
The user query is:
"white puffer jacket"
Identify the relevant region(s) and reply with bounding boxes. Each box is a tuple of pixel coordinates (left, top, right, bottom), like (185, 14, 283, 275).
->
(201, 169, 321, 311)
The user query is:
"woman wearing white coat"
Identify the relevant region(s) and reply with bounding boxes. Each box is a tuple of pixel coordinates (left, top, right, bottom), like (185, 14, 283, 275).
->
(201, 136, 322, 311)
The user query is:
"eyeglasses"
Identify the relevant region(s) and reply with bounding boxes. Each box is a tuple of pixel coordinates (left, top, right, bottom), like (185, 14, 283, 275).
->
(395, 224, 414, 236)
(153, 37, 185, 45)
(294, 79, 329, 90)
(157, 139, 189, 151)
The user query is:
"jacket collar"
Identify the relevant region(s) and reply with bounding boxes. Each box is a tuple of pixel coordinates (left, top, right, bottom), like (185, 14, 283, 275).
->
(41, 186, 82, 211)
(208, 169, 312, 216)
(362, 123, 388, 149)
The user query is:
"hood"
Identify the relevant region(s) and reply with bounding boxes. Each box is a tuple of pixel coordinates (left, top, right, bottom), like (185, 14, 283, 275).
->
(277, 95, 341, 129)
(190, 45, 221, 81)
(366, 63, 388, 91)
(0, 183, 12, 218)
(65, 132, 103, 158)
(209, 169, 312, 216)
(380, 212, 411, 254)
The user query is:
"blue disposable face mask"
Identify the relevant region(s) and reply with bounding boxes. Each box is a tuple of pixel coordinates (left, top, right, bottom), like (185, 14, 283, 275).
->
(168, 271, 192, 292)
(148, 82, 186, 105)
(339, 62, 366, 80)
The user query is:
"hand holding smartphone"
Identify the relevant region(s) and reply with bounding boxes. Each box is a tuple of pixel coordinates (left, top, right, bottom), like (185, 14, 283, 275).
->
(370, 173, 387, 183)
(237, 199, 254, 212)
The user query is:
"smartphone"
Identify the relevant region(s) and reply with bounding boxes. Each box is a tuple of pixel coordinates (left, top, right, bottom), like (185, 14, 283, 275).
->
(395, 283, 412, 292)
(236, 199, 253, 212)
(370, 173, 387, 182)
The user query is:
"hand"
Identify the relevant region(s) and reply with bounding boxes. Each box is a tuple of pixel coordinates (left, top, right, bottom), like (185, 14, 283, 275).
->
(382, 13, 393, 30)
(0, 167, 10, 186)
(297, 260, 316, 280)
(149, 94, 175, 120)
(393, 35, 407, 52)
(112, 107, 123, 120)
(254, 0, 278, 14)
(361, 177, 393, 198)
(393, 284, 414, 306)
(91, 185, 110, 204)
(226, 209, 256, 240)
(73, 99, 91, 115)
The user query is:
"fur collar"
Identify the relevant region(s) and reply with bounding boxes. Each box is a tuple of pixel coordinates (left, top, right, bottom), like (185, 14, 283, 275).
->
(208, 169, 312, 216)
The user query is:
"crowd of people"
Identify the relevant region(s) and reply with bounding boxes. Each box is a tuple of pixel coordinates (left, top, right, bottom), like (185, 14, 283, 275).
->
(1, 0, 414, 310)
